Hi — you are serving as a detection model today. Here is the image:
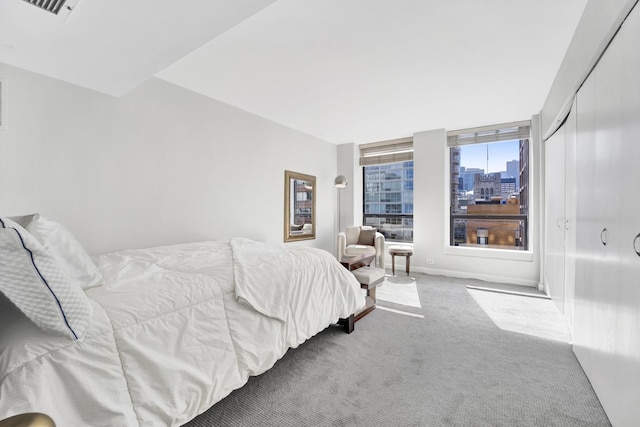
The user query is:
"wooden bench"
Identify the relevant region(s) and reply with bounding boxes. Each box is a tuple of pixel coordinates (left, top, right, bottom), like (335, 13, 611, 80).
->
(352, 267, 386, 321)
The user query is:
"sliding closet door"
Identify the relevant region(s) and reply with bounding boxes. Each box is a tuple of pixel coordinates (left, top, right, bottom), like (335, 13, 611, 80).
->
(573, 6, 640, 425)
(572, 69, 597, 375)
(576, 14, 623, 419)
(573, 38, 623, 410)
(544, 102, 577, 329)
(563, 103, 577, 329)
(610, 6, 640, 423)
(544, 126, 566, 313)
(593, 21, 625, 416)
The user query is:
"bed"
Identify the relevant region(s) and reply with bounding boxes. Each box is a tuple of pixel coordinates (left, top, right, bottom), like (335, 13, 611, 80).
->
(0, 214, 364, 426)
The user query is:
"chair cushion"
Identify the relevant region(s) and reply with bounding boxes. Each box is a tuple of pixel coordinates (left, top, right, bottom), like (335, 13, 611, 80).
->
(352, 267, 385, 286)
(389, 246, 412, 255)
(345, 244, 376, 256)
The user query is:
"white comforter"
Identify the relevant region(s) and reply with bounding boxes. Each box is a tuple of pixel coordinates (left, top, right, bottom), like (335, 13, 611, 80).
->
(0, 240, 364, 426)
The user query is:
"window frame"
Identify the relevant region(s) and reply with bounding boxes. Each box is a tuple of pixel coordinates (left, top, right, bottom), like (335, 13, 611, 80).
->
(445, 121, 533, 261)
(360, 137, 414, 243)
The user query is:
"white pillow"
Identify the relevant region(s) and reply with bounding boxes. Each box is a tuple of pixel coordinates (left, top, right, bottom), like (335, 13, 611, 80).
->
(8, 213, 37, 229)
(345, 226, 361, 245)
(24, 214, 103, 290)
(0, 216, 92, 340)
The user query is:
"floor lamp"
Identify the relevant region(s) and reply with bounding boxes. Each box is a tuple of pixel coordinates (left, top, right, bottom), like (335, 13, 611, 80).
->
(334, 175, 348, 253)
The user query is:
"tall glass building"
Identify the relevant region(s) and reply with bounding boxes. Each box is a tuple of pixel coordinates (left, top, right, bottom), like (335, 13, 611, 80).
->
(363, 161, 413, 242)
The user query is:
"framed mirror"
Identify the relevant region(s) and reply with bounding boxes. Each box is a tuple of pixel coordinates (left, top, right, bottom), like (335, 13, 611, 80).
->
(284, 170, 316, 242)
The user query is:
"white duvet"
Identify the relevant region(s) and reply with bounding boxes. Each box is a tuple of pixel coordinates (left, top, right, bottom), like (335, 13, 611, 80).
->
(0, 240, 364, 426)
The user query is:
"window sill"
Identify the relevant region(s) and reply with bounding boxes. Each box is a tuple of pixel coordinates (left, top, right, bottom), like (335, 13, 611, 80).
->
(445, 245, 533, 262)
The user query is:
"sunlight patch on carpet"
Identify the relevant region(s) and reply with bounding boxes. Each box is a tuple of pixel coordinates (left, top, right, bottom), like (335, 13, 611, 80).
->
(467, 288, 571, 343)
(376, 305, 424, 318)
(376, 276, 421, 308)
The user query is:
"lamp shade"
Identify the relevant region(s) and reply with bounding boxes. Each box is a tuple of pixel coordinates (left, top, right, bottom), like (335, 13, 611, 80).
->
(334, 175, 348, 188)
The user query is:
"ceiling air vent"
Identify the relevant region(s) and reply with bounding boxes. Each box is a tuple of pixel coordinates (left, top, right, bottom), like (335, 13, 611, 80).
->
(22, 0, 82, 19)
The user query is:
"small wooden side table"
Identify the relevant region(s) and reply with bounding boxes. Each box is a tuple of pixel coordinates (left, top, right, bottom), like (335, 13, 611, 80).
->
(389, 247, 413, 276)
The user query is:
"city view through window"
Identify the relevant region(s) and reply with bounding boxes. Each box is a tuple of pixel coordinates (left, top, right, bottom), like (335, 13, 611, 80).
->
(360, 134, 528, 248)
(450, 139, 529, 250)
(363, 161, 413, 242)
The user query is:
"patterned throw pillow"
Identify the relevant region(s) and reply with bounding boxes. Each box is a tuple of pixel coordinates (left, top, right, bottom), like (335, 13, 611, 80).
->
(0, 216, 92, 340)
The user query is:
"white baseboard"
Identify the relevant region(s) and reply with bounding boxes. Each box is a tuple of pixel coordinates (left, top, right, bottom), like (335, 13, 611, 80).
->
(408, 266, 539, 288)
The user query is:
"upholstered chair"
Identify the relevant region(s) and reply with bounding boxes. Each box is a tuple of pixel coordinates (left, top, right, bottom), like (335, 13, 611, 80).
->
(337, 226, 385, 268)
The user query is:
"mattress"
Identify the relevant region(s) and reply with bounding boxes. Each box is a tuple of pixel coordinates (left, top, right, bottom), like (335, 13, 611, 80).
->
(0, 240, 364, 426)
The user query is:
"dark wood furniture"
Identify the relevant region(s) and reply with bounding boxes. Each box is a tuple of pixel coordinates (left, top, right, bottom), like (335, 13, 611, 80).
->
(339, 253, 375, 271)
(352, 267, 385, 321)
(337, 254, 385, 327)
(338, 314, 355, 334)
(389, 247, 413, 275)
(338, 254, 375, 333)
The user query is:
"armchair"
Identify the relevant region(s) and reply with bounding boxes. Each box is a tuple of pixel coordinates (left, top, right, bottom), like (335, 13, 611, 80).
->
(338, 226, 385, 268)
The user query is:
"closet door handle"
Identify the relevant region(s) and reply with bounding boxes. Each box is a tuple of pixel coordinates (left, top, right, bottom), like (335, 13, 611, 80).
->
(600, 227, 607, 246)
(634, 233, 640, 256)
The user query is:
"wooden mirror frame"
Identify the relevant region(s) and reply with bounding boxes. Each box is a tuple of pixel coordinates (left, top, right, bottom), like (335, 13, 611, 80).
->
(284, 170, 316, 242)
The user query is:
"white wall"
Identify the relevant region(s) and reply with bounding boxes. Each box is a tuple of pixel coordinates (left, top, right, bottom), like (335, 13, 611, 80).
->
(0, 63, 337, 254)
(335, 143, 362, 232)
(411, 129, 540, 287)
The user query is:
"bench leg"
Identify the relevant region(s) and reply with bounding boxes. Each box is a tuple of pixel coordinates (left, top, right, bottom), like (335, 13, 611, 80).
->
(338, 314, 355, 334)
(391, 254, 395, 275)
(406, 255, 411, 275)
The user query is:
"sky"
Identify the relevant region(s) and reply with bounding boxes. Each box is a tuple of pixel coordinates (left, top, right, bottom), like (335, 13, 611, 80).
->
(459, 140, 519, 173)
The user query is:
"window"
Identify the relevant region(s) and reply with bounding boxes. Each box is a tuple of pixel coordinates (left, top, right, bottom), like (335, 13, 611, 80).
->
(448, 121, 530, 251)
(361, 138, 413, 243)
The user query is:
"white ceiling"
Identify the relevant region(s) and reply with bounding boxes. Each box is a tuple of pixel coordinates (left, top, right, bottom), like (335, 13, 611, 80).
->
(1, 0, 588, 144)
(0, 0, 277, 95)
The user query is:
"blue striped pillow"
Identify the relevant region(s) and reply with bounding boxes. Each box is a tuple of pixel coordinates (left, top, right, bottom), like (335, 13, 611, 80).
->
(0, 216, 92, 340)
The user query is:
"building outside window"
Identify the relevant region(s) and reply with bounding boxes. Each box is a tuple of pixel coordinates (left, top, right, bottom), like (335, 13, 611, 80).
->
(360, 138, 413, 243)
(448, 121, 530, 250)
(292, 179, 313, 225)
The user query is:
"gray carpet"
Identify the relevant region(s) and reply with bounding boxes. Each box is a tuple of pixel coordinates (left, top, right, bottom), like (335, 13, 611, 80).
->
(184, 274, 610, 426)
